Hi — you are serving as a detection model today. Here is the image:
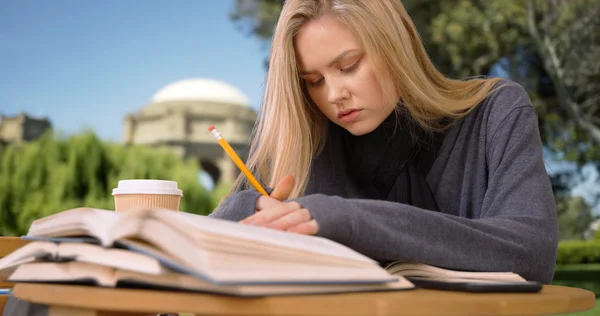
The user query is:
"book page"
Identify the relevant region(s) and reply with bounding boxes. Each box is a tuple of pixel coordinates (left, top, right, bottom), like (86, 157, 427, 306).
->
(58, 242, 164, 275)
(407, 276, 528, 284)
(386, 262, 526, 282)
(155, 211, 377, 264)
(7, 261, 116, 287)
(26, 208, 121, 246)
(193, 232, 376, 267)
(0, 241, 57, 276)
(115, 270, 414, 296)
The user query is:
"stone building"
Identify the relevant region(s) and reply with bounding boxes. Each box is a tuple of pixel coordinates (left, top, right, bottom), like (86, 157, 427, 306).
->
(0, 113, 52, 145)
(123, 78, 258, 185)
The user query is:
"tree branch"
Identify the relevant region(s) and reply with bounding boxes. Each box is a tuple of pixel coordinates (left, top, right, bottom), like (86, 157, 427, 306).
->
(528, 0, 600, 146)
(579, 118, 600, 145)
(582, 96, 600, 112)
(558, 3, 600, 65)
(473, 54, 496, 75)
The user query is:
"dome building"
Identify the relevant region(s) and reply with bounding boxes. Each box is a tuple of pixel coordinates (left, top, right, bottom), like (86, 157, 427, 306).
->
(123, 78, 257, 185)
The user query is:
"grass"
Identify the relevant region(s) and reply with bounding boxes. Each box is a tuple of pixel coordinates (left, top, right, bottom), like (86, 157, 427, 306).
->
(553, 264, 600, 297)
(562, 298, 599, 315)
(553, 264, 600, 315)
(556, 264, 600, 271)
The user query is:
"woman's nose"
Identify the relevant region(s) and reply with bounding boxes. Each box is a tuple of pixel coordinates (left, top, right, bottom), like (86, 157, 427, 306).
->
(327, 80, 350, 104)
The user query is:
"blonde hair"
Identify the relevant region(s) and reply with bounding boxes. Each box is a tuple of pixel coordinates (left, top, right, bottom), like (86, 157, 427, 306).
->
(228, 0, 504, 199)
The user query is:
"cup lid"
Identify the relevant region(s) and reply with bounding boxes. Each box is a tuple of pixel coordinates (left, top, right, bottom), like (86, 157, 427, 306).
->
(112, 179, 183, 196)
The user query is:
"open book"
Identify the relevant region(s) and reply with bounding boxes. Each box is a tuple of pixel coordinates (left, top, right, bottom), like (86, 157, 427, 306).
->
(5, 260, 411, 296)
(0, 207, 539, 295)
(385, 261, 527, 283)
(0, 207, 414, 296)
(386, 261, 541, 292)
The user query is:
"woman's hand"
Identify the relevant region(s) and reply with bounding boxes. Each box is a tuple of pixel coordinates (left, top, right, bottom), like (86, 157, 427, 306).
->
(241, 200, 319, 235)
(252, 174, 296, 211)
(241, 174, 319, 235)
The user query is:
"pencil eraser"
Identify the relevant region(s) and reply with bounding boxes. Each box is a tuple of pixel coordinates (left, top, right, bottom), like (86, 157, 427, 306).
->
(208, 126, 215, 132)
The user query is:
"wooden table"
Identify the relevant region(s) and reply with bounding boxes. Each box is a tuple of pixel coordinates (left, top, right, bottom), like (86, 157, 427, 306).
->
(11, 283, 596, 316)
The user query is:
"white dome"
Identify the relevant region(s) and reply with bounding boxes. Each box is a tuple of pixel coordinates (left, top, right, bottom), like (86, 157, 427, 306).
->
(150, 79, 251, 107)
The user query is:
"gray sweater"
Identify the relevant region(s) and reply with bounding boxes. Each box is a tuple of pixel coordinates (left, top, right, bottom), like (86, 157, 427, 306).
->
(210, 80, 559, 284)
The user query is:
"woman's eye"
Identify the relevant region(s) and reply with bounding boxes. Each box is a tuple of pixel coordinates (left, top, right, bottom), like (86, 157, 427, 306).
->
(341, 60, 360, 73)
(309, 78, 324, 87)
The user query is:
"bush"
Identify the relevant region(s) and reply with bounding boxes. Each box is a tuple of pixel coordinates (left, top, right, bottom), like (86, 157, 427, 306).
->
(556, 241, 600, 264)
(0, 130, 214, 236)
(210, 181, 234, 210)
(553, 264, 600, 297)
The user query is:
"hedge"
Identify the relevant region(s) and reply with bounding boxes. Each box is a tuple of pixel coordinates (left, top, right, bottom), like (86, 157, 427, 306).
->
(556, 241, 600, 265)
(0, 131, 214, 236)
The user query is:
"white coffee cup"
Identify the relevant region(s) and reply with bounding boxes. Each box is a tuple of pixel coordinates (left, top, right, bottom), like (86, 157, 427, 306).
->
(112, 179, 183, 212)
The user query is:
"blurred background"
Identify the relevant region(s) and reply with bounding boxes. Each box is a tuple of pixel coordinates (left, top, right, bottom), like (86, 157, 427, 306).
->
(0, 0, 599, 312)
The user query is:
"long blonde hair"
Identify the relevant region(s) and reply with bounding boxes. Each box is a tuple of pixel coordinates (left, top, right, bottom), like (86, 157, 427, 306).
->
(229, 0, 503, 199)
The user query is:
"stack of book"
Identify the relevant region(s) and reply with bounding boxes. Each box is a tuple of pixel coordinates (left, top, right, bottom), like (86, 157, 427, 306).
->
(0, 207, 539, 296)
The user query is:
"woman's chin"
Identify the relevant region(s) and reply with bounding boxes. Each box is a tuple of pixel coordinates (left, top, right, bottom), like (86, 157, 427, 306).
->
(339, 120, 379, 136)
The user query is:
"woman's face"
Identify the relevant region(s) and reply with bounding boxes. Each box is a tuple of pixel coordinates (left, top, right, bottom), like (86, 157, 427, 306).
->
(295, 15, 398, 136)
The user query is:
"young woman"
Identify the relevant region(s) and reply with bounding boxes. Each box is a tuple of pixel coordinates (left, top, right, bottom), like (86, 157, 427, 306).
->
(1, 1, 558, 315)
(210, 0, 558, 284)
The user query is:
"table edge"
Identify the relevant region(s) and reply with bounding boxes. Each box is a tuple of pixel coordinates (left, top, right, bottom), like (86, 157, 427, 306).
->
(12, 283, 597, 316)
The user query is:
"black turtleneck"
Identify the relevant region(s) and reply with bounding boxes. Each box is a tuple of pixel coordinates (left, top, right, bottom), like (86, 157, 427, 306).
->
(338, 109, 444, 212)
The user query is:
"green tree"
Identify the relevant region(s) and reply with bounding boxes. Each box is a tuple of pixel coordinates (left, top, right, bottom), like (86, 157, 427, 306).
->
(418, 0, 600, 164)
(556, 196, 595, 240)
(0, 130, 213, 236)
(210, 180, 235, 210)
(231, 0, 282, 42)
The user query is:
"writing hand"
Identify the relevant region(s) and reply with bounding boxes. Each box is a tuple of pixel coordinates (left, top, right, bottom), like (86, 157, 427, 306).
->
(239, 175, 318, 234)
(241, 200, 319, 235)
(249, 174, 296, 212)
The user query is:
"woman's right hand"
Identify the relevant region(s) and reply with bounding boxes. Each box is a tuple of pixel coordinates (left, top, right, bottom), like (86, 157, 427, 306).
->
(248, 174, 295, 216)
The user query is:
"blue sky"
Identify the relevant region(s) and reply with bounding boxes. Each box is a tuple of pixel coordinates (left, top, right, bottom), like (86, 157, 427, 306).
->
(1, 0, 267, 141)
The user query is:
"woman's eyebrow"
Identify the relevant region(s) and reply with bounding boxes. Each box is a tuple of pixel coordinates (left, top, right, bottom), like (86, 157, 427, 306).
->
(299, 49, 359, 75)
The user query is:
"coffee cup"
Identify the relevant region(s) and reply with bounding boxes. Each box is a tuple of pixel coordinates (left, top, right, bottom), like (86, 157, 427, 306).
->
(112, 179, 183, 212)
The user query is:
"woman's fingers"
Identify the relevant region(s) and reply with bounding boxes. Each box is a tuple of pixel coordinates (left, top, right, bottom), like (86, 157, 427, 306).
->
(287, 219, 319, 235)
(255, 195, 281, 210)
(242, 201, 302, 225)
(240, 200, 318, 235)
(264, 208, 312, 231)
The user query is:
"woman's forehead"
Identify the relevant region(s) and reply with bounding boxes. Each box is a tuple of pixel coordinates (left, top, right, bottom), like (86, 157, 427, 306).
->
(294, 16, 362, 71)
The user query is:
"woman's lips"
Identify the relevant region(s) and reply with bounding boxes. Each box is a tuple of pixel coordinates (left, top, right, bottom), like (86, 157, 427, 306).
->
(338, 109, 362, 123)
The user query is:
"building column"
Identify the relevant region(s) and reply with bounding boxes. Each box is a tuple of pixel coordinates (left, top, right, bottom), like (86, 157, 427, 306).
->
(217, 156, 239, 184)
(123, 114, 136, 144)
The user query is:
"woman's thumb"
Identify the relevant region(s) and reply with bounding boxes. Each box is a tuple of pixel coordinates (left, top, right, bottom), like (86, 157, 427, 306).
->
(269, 174, 295, 201)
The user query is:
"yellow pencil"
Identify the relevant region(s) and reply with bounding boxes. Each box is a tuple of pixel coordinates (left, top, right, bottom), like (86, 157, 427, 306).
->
(208, 126, 269, 196)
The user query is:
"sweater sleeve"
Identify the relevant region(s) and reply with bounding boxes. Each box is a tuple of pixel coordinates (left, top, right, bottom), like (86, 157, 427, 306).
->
(208, 182, 264, 222)
(293, 106, 559, 283)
